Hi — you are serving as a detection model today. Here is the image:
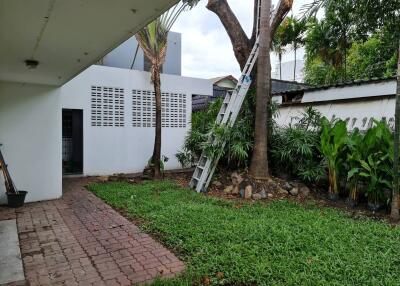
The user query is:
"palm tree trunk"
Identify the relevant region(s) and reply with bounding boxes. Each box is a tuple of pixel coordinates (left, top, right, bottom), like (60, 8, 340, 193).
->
(249, 0, 271, 179)
(293, 45, 297, 81)
(152, 65, 162, 179)
(391, 44, 400, 222)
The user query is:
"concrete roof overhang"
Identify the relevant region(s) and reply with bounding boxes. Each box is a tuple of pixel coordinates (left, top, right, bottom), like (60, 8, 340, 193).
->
(0, 0, 179, 86)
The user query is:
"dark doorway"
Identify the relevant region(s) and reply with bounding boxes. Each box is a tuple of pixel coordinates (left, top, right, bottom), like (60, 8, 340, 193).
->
(62, 109, 83, 174)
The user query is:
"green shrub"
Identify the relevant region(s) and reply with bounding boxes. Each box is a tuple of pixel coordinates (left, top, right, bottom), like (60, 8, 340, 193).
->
(176, 95, 254, 169)
(270, 107, 325, 183)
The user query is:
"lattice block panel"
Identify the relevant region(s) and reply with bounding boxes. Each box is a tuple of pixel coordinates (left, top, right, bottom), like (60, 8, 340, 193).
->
(91, 86, 125, 127)
(132, 90, 187, 128)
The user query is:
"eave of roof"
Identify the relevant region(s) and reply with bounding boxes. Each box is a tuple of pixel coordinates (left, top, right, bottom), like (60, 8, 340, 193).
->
(272, 76, 396, 95)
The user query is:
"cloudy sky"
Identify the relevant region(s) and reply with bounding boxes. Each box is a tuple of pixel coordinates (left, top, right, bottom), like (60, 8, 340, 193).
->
(172, 0, 311, 79)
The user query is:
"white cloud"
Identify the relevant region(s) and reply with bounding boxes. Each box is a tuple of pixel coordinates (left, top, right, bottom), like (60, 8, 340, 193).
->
(172, 0, 312, 79)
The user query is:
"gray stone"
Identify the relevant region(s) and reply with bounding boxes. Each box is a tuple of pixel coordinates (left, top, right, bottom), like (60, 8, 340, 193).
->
(252, 193, 262, 200)
(267, 193, 274, 198)
(259, 190, 267, 199)
(289, 187, 299, 196)
(299, 186, 310, 196)
(0, 220, 25, 284)
(282, 182, 292, 191)
(244, 185, 253, 199)
(231, 172, 244, 186)
(213, 181, 223, 187)
(223, 185, 233, 194)
(277, 187, 289, 195)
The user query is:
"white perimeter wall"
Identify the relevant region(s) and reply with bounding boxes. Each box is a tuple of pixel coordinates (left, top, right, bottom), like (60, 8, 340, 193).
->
(275, 97, 395, 131)
(274, 80, 397, 130)
(61, 65, 212, 176)
(0, 82, 62, 203)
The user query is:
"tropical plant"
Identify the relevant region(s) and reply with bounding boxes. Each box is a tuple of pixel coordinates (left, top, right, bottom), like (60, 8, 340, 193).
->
(359, 152, 392, 210)
(286, 17, 307, 81)
(135, 0, 198, 178)
(271, 107, 324, 183)
(302, 0, 399, 85)
(345, 129, 364, 206)
(272, 23, 289, 80)
(320, 118, 348, 199)
(177, 96, 254, 169)
(343, 121, 394, 208)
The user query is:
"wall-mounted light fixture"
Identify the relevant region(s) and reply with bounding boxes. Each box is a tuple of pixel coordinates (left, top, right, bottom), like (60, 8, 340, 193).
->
(25, 59, 39, 69)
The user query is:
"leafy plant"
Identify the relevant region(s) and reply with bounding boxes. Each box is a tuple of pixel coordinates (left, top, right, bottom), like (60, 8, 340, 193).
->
(320, 118, 348, 198)
(148, 155, 169, 172)
(177, 95, 254, 169)
(359, 152, 392, 207)
(343, 120, 394, 207)
(270, 107, 324, 183)
(345, 129, 364, 204)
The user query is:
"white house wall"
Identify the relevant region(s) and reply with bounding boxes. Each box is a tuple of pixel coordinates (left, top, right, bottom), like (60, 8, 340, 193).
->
(0, 82, 62, 204)
(61, 65, 212, 176)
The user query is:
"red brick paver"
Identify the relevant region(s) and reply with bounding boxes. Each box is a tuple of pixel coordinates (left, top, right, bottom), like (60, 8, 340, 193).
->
(0, 178, 185, 285)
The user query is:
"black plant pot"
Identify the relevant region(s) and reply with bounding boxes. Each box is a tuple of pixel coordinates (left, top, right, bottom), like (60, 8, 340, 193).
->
(346, 197, 357, 209)
(7, 191, 27, 208)
(328, 193, 339, 202)
(367, 201, 384, 212)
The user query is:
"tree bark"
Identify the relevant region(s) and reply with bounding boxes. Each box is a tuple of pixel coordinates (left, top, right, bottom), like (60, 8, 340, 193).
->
(152, 64, 162, 179)
(293, 45, 297, 81)
(206, 0, 253, 70)
(249, 0, 271, 179)
(391, 44, 400, 222)
(207, 0, 292, 70)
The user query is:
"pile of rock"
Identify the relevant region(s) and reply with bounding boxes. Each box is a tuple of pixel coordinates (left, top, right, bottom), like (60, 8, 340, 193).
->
(278, 181, 310, 197)
(222, 172, 311, 200)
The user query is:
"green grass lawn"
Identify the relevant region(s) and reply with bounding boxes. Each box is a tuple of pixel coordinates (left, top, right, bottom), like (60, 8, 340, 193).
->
(89, 181, 400, 286)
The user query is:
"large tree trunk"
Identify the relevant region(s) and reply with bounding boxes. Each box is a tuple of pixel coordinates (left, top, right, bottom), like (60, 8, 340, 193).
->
(152, 65, 162, 179)
(293, 45, 297, 81)
(391, 45, 400, 222)
(249, 0, 271, 179)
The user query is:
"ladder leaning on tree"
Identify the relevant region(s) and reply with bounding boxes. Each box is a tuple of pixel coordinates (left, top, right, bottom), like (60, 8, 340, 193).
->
(189, 0, 279, 193)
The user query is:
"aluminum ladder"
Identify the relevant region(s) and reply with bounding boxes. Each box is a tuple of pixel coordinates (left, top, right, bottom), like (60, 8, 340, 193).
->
(189, 0, 278, 192)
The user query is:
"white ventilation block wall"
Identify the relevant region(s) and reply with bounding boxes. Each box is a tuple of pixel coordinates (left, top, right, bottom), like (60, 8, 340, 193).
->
(61, 65, 212, 176)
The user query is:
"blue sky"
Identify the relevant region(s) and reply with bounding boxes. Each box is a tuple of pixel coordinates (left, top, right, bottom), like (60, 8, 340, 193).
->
(173, 0, 311, 79)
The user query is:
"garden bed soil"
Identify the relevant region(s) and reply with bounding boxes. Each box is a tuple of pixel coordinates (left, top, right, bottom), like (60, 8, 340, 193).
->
(95, 169, 394, 223)
(166, 170, 392, 222)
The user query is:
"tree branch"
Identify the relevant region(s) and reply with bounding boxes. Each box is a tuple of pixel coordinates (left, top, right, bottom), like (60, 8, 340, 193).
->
(207, 0, 252, 69)
(270, 0, 293, 40)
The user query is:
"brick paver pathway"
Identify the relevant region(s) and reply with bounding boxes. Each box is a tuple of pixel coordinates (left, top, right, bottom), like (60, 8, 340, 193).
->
(0, 178, 185, 285)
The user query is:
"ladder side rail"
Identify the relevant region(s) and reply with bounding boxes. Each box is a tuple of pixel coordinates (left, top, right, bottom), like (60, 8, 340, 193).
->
(194, 156, 214, 192)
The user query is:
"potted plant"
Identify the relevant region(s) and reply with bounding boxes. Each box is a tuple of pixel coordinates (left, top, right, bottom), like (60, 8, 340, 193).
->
(359, 153, 392, 212)
(0, 146, 28, 208)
